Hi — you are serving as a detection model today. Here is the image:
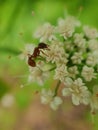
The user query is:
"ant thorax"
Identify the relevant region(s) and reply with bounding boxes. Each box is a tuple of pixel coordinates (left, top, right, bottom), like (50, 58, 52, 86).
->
(32, 47, 40, 58)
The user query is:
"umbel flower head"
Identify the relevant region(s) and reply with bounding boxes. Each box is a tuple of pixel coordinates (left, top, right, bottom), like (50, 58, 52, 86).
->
(20, 15, 98, 113)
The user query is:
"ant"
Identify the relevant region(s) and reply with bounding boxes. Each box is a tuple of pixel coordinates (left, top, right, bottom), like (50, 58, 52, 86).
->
(28, 43, 48, 67)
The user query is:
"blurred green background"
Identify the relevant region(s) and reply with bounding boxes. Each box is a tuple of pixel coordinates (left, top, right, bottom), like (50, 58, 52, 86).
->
(1, 0, 98, 130)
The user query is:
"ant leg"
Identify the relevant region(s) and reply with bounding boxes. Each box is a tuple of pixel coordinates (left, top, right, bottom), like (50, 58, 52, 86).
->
(40, 50, 49, 57)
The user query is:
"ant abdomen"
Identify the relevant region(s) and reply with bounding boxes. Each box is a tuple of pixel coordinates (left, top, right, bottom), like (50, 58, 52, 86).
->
(28, 56, 36, 67)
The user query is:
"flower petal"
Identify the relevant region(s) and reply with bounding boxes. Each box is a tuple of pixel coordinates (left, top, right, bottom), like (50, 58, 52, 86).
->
(72, 94, 80, 105)
(62, 88, 71, 96)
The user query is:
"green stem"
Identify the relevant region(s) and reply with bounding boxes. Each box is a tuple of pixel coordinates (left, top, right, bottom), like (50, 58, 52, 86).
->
(48, 66, 56, 71)
(53, 80, 61, 97)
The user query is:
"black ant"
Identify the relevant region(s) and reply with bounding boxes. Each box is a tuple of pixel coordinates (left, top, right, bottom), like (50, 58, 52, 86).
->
(28, 43, 48, 67)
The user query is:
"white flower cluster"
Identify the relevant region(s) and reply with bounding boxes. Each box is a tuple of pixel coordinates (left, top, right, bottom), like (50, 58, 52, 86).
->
(21, 16, 98, 113)
(41, 89, 62, 110)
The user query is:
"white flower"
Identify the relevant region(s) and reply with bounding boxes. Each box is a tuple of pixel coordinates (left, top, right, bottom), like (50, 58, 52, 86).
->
(62, 78, 91, 105)
(41, 89, 63, 110)
(83, 26, 98, 39)
(20, 15, 98, 110)
(86, 53, 97, 66)
(28, 63, 49, 86)
(92, 51, 98, 64)
(71, 52, 83, 64)
(81, 65, 96, 81)
(43, 40, 68, 65)
(19, 44, 35, 60)
(54, 65, 68, 82)
(88, 39, 98, 51)
(64, 77, 73, 87)
(64, 41, 74, 51)
(56, 53, 68, 66)
(50, 96, 63, 110)
(74, 33, 86, 49)
(68, 66, 79, 78)
(90, 85, 98, 112)
(56, 16, 80, 39)
(41, 89, 54, 104)
(34, 23, 55, 42)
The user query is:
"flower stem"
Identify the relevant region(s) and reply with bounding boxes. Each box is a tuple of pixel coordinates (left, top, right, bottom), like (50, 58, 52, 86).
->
(48, 66, 56, 71)
(53, 80, 61, 97)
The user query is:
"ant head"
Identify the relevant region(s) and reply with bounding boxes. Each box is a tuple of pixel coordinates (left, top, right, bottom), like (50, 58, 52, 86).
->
(38, 42, 47, 49)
